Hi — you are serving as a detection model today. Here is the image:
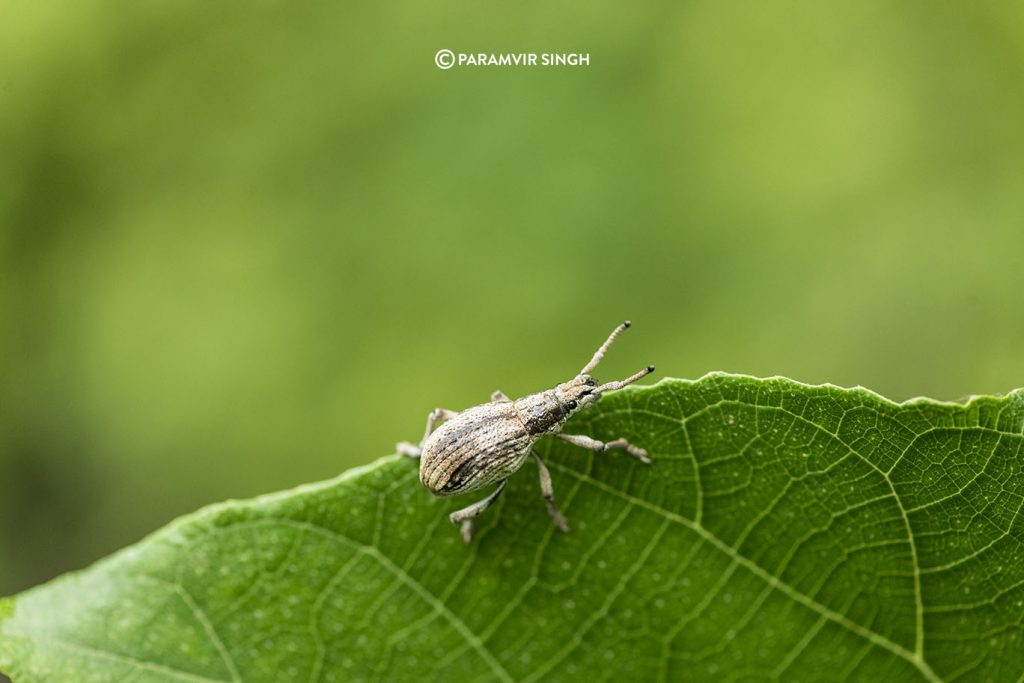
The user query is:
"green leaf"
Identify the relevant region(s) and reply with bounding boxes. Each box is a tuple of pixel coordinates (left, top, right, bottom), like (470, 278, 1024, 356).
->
(3, 374, 1024, 682)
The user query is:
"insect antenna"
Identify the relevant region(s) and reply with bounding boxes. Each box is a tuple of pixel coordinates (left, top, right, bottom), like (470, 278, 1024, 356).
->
(595, 365, 655, 394)
(580, 320, 632, 375)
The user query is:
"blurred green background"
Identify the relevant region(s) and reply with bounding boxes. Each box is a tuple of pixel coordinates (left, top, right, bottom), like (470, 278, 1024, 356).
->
(2, 1, 1023, 595)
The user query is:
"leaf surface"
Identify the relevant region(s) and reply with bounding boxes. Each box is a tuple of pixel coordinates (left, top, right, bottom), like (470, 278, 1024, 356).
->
(2, 374, 1024, 682)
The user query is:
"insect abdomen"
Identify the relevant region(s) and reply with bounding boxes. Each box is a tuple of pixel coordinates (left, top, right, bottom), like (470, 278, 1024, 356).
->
(419, 403, 531, 496)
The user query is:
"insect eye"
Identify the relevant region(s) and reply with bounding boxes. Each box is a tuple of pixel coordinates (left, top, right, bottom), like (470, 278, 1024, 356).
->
(566, 400, 578, 410)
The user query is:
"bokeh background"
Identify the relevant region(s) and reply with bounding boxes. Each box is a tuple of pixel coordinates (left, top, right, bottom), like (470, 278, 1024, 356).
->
(2, 1, 1023, 596)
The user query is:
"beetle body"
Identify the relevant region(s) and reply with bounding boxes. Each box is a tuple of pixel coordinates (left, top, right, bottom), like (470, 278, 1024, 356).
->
(420, 375, 597, 496)
(398, 321, 654, 542)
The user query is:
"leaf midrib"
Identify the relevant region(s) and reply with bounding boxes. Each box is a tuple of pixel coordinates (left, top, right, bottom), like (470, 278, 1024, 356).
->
(548, 462, 943, 683)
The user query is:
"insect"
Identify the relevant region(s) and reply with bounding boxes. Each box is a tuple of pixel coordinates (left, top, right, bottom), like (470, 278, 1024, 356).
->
(398, 321, 654, 542)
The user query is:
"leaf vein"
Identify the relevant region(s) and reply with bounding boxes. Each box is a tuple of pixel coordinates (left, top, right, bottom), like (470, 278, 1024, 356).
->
(549, 462, 944, 683)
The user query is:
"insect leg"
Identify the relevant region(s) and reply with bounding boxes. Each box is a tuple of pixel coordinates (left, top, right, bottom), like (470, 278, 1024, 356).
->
(396, 442, 422, 457)
(397, 407, 458, 458)
(491, 390, 511, 402)
(556, 432, 651, 464)
(531, 450, 569, 532)
(449, 479, 507, 543)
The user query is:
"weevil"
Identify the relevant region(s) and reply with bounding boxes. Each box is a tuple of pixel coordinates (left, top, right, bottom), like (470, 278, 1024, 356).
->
(398, 321, 654, 542)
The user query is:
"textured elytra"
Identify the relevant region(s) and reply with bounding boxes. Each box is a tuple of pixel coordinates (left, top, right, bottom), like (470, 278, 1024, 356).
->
(2, 374, 1024, 682)
(419, 402, 531, 495)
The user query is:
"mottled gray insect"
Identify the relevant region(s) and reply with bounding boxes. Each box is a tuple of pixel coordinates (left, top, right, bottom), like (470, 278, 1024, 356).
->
(398, 321, 654, 542)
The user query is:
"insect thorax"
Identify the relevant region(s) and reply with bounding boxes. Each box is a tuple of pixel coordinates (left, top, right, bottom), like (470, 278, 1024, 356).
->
(513, 391, 567, 435)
